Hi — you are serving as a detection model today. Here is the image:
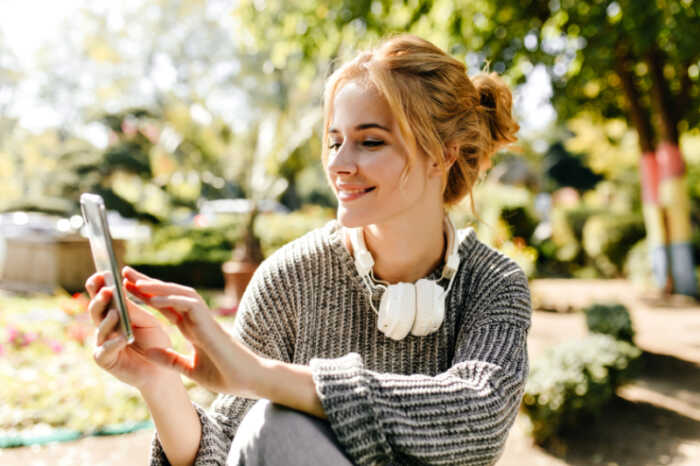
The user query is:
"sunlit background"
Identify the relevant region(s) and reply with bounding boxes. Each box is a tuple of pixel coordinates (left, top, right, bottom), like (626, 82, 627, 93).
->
(0, 1, 698, 464)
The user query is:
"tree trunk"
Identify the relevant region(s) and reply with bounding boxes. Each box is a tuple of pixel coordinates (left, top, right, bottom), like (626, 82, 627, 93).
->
(614, 44, 671, 293)
(222, 205, 264, 307)
(646, 47, 699, 297)
(615, 45, 655, 153)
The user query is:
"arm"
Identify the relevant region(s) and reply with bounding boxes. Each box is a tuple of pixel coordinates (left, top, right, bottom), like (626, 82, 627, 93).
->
(147, 389, 257, 466)
(144, 255, 299, 466)
(140, 372, 201, 466)
(309, 270, 532, 466)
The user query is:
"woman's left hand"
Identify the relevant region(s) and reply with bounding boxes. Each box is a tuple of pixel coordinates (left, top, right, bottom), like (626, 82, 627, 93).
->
(122, 266, 263, 397)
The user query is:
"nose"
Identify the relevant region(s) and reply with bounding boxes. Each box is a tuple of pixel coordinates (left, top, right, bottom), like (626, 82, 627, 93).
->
(326, 144, 357, 177)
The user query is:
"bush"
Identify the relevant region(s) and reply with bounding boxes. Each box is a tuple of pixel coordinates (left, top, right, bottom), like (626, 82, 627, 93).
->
(126, 206, 335, 286)
(582, 212, 646, 277)
(522, 334, 641, 444)
(584, 303, 635, 343)
(255, 205, 335, 257)
(128, 221, 245, 266)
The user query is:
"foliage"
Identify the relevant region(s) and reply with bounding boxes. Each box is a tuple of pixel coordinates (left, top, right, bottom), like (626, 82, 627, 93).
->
(255, 205, 335, 257)
(541, 141, 603, 193)
(128, 207, 335, 268)
(236, 0, 700, 135)
(0, 292, 230, 435)
(522, 334, 641, 445)
(128, 221, 245, 266)
(565, 116, 640, 180)
(584, 303, 635, 343)
(451, 181, 539, 278)
(582, 212, 646, 277)
(1, 1, 324, 227)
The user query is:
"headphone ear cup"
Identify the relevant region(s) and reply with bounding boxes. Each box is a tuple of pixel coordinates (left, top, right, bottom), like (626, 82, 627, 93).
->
(377, 283, 416, 340)
(411, 279, 445, 336)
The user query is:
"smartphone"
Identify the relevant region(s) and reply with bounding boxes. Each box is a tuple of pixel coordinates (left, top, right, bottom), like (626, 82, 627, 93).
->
(80, 193, 135, 344)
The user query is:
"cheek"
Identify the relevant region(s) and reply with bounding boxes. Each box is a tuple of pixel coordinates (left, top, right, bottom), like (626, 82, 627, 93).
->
(363, 152, 406, 186)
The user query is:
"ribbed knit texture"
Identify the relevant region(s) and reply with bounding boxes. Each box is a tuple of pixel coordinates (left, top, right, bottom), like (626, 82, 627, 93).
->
(150, 220, 531, 466)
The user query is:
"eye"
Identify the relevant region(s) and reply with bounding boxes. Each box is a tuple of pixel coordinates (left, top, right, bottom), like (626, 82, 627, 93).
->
(362, 139, 385, 148)
(328, 141, 342, 151)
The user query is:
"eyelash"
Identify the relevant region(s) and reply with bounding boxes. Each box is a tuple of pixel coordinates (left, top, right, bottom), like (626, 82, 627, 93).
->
(328, 140, 385, 150)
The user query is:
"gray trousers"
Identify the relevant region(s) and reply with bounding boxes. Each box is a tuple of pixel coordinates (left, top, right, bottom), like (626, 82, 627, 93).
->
(227, 400, 354, 466)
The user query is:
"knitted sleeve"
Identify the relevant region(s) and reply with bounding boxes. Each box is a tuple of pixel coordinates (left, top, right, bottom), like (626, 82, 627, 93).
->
(310, 269, 531, 466)
(149, 252, 298, 466)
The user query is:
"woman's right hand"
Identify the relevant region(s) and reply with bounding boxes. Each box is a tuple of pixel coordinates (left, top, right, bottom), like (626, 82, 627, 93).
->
(85, 272, 175, 391)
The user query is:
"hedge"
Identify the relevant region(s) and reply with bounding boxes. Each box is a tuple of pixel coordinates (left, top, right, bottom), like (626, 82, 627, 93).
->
(584, 303, 635, 343)
(522, 334, 641, 444)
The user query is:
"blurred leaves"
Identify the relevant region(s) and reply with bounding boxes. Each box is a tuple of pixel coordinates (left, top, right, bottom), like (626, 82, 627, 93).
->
(523, 333, 642, 445)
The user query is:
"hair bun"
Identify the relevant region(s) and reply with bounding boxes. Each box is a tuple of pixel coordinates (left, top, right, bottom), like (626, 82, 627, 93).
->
(471, 72, 519, 153)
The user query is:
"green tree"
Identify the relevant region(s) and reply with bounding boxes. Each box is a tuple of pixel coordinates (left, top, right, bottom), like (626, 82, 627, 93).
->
(235, 0, 699, 295)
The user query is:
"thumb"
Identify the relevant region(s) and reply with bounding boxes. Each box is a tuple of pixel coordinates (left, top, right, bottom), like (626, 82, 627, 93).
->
(143, 347, 194, 377)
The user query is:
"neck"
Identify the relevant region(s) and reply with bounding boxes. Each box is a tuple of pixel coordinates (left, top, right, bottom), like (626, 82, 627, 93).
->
(347, 211, 447, 284)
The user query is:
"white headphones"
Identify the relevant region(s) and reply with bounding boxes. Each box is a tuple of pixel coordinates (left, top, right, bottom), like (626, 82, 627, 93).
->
(347, 217, 461, 340)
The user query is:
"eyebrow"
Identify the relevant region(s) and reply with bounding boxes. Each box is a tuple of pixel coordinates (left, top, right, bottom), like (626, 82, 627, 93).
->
(328, 123, 391, 134)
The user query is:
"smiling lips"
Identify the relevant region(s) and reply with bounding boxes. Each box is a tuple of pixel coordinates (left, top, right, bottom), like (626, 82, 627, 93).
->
(336, 185, 376, 202)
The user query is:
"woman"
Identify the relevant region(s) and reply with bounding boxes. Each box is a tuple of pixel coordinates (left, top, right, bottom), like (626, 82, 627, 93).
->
(86, 34, 530, 466)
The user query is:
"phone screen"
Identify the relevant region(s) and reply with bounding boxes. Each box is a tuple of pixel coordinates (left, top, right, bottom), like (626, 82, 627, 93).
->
(80, 193, 135, 344)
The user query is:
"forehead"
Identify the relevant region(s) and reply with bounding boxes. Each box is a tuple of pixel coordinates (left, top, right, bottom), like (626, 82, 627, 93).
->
(329, 80, 393, 130)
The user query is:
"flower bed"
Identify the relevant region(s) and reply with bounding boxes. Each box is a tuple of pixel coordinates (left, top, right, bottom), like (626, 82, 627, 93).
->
(0, 291, 233, 447)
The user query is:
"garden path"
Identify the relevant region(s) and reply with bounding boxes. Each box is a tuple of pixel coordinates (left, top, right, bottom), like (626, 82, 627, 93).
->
(1, 279, 698, 466)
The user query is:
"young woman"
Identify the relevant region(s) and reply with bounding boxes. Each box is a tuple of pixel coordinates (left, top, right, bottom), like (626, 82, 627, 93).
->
(86, 35, 530, 466)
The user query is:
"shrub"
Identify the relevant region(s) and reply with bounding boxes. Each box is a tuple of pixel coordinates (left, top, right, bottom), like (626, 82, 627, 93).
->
(582, 212, 646, 277)
(522, 334, 641, 444)
(255, 205, 335, 257)
(584, 303, 635, 343)
(127, 221, 244, 265)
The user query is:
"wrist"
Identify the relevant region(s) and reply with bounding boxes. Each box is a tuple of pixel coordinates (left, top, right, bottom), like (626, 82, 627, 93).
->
(138, 369, 183, 397)
(251, 356, 277, 400)
(254, 358, 326, 419)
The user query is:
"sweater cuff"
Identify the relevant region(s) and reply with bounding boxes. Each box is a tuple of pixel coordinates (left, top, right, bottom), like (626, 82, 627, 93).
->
(149, 402, 234, 466)
(310, 352, 392, 464)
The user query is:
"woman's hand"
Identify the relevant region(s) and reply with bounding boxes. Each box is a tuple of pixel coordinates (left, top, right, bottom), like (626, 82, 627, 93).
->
(86, 272, 174, 391)
(122, 267, 264, 397)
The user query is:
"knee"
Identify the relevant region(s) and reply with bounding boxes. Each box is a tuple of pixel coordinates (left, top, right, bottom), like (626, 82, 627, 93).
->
(229, 400, 305, 461)
(238, 399, 300, 439)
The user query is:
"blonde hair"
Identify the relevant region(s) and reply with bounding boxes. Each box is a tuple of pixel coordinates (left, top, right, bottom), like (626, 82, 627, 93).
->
(322, 34, 519, 207)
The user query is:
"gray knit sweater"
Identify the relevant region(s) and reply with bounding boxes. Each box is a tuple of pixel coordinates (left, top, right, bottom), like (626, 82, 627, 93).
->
(150, 220, 531, 465)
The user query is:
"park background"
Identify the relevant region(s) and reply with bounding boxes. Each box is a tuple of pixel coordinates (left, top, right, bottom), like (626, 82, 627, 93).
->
(0, 0, 698, 464)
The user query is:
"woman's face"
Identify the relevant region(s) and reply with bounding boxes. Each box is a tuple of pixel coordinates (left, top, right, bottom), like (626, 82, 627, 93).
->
(325, 80, 439, 228)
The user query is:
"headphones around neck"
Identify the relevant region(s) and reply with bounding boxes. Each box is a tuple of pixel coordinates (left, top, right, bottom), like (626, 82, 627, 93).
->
(347, 217, 461, 340)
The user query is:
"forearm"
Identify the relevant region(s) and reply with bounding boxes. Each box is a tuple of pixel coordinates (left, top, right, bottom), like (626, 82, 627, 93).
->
(140, 372, 202, 466)
(257, 359, 326, 420)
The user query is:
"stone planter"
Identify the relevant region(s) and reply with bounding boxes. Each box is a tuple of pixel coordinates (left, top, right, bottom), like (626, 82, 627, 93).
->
(222, 260, 259, 306)
(0, 234, 126, 293)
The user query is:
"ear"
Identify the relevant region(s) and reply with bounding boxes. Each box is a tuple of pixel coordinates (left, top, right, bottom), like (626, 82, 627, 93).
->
(445, 143, 459, 168)
(429, 143, 458, 176)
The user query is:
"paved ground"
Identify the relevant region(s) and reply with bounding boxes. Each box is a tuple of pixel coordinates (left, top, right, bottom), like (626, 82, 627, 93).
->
(1, 279, 698, 465)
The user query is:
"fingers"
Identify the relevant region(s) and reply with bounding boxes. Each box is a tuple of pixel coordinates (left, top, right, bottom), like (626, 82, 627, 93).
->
(95, 309, 120, 346)
(129, 279, 199, 299)
(88, 287, 113, 325)
(150, 295, 200, 313)
(93, 334, 127, 370)
(143, 347, 193, 377)
(124, 279, 153, 301)
(85, 272, 106, 298)
(122, 266, 153, 283)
